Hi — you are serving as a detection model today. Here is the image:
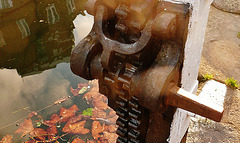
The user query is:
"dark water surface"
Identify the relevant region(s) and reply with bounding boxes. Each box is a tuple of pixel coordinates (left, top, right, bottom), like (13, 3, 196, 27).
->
(0, 0, 93, 141)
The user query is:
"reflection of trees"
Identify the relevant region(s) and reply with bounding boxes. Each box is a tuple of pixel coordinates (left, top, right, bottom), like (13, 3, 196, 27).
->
(0, 0, 87, 77)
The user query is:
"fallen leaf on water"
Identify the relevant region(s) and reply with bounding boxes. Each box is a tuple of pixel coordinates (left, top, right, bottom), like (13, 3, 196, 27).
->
(78, 86, 88, 94)
(49, 114, 61, 124)
(78, 83, 89, 89)
(59, 105, 79, 122)
(106, 110, 118, 123)
(92, 98, 108, 110)
(103, 131, 118, 143)
(83, 108, 93, 116)
(106, 124, 117, 133)
(47, 125, 58, 140)
(71, 87, 80, 96)
(0, 134, 12, 143)
(29, 128, 47, 141)
(28, 111, 37, 118)
(92, 108, 107, 119)
(15, 118, 34, 138)
(86, 140, 97, 143)
(68, 104, 79, 113)
(92, 121, 105, 140)
(62, 120, 90, 134)
(72, 137, 85, 143)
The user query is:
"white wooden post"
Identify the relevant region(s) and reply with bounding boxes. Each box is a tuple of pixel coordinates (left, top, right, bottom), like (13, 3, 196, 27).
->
(165, 0, 215, 142)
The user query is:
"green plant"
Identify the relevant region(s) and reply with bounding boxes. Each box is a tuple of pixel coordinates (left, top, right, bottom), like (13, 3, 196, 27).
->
(237, 32, 240, 39)
(225, 77, 239, 89)
(202, 74, 213, 82)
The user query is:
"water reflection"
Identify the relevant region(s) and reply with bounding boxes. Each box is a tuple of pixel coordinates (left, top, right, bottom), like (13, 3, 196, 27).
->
(0, 0, 93, 141)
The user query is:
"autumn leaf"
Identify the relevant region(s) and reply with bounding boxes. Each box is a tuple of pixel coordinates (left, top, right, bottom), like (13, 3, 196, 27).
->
(92, 108, 107, 119)
(103, 131, 118, 143)
(92, 98, 108, 110)
(106, 124, 117, 133)
(47, 125, 58, 140)
(86, 140, 97, 143)
(50, 114, 61, 124)
(29, 128, 47, 141)
(71, 87, 80, 96)
(62, 120, 90, 134)
(15, 118, 34, 138)
(0, 134, 12, 143)
(106, 110, 118, 123)
(72, 137, 85, 143)
(92, 121, 105, 140)
(59, 105, 79, 122)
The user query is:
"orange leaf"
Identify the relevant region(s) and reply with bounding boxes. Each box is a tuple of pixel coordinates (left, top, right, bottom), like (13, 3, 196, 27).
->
(29, 128, 47, 141)
(62, 120, 90, 134)
(92, 121, 105, 140)
(92, 108, 107, 119)
(71, 87, 80, 96)
(47, 125, 58, 140)
(78, 83, 88, 89)
(103, 132, 118, 143)
(72, 137, 85, 143)
(106, 124, 117, 133)
(87, 140, 97, 143)
(15, 118, 34, 138)
(0, 134, 12, 143)
(59, 105, 79, 122)
(68, 105, 79, 113)
(92, 98, 108, 110)
(49, 114, 61, 124)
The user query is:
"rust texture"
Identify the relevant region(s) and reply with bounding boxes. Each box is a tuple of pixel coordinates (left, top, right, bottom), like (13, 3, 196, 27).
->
(70, 0, 222, 142)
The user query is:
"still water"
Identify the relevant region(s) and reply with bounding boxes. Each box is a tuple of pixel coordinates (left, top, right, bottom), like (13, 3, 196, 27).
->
(0, 0, 93, 141)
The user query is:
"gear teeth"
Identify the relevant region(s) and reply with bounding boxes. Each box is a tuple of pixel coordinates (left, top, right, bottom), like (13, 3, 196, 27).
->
(116, 96, 128, 108)
(129, 138, 140, 143)
(117, 136, 128, 143)
(128, 128, 140, 139)
(116, 107, 128, 118)
(117, 117, 128, 128)
(129, 108, 141, 119)
(117, 126, 128, 137)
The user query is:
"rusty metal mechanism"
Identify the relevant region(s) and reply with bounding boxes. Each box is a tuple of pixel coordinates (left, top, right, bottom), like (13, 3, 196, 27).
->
(70, 0, 223, 142)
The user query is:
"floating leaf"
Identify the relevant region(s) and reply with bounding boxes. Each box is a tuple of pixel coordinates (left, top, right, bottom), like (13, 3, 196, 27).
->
(92, 121, 105, 140)
(59, 105, 79, 122)
(0, 134, 12, 143)
(47, 125, 58, 140)
(29, 128, 47, 141)
(36, 122, 41, 127)
(92, 108, 107, 119)
(72, 137, 85, 143)
(62, 120, 90, 134)
(15, 118, 34, 138)
(83, 108, 93, 116)
(106, 124, 117, 133)
(92, 98, 108, 110)
(103, 131, 118, 143)
(78, 86, 88, 94)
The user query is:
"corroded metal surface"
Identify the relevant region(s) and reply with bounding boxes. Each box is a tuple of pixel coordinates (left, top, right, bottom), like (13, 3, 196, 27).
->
(71, 0, 223, 142)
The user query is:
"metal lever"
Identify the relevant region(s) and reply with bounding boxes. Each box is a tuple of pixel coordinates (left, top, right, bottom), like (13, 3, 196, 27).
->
(165, 83, 224, 122)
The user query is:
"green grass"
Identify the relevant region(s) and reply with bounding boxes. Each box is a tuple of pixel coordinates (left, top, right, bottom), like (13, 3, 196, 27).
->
(225, 77, 239, 89)
(237, 32, 240, 39)
(201, 74, 213, 82)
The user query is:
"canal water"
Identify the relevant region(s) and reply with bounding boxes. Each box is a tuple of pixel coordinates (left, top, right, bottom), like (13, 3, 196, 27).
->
(0, 0, 94, 142)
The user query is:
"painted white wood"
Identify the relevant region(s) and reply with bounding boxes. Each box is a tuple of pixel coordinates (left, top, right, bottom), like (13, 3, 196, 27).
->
(166, 0, 214, 142)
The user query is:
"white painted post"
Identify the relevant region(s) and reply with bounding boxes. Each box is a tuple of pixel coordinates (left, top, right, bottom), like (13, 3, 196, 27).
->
(165, 0, 215, 142)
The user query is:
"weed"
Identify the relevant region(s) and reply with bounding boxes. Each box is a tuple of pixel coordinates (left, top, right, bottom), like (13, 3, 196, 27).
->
(201, 74, 213, 82)
(238, 32, 240, 39)
(225, 77, 239, 89)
